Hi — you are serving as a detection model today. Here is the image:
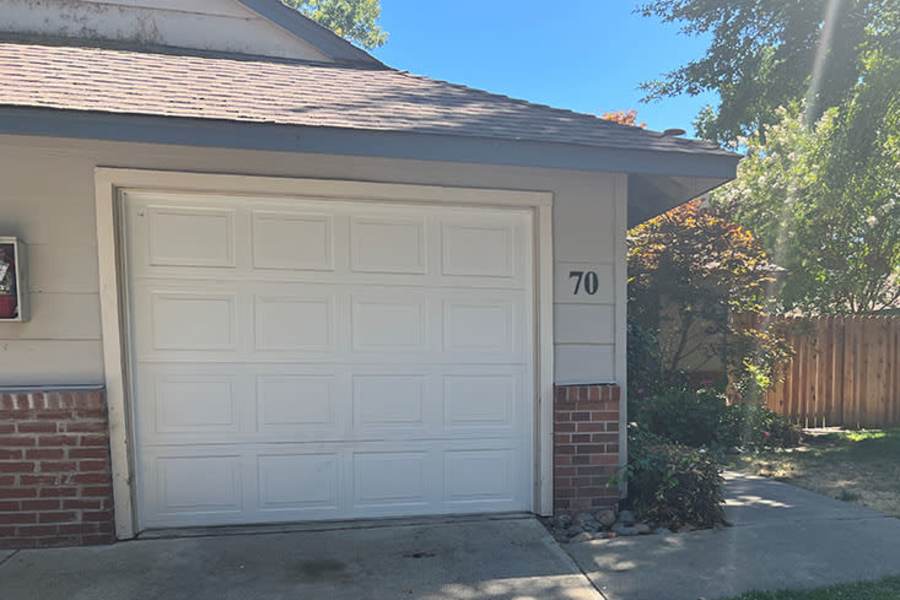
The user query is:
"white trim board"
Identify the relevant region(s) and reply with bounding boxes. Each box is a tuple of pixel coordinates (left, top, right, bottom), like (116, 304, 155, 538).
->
(94, 168, 555, 539)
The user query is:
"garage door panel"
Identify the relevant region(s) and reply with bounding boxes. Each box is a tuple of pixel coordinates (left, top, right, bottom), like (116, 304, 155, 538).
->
(443, 300, 515, 354)
(134, 368, 247, 442)
(352, 450, 433, 510)
(251, 210, 335, 272)
(149, 291, 237, 352)
(441, 221, 515, 278)
(443, 374, 518, 432)
(153, 454, 244, 517)
(146, 205, 237, 269)
(257, 452, 341, 513)
(126, 191, 534, 529)
(154, 374, 240, 434)
(444, 448, 517, 505)
(350, 294, 428, 352)
(256, 374, 339, 433)
(350, 215, 427, 275)
(253, 295, 336, 352)
(352, 374, 431, 435)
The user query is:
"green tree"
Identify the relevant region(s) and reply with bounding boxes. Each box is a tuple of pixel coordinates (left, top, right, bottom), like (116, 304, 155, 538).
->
(282, 0, 387, 49)
(713, 50, 900, 314)
(638, 0, 898, 145)
(642, 0, 900, 314)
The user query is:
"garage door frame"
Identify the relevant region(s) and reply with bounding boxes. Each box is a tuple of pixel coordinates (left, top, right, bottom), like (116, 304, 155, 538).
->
(95, 167, 555, 539)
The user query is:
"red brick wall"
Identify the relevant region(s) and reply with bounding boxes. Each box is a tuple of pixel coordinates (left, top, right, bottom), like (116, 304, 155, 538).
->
(553, 383, 621, 513)
(0, 388, 115, 548)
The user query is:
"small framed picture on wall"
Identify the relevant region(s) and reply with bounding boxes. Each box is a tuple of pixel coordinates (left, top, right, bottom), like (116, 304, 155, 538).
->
(0, 237, 26, 322)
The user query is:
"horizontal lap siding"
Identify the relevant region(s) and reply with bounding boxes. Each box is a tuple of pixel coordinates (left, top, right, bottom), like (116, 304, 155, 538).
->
(0, 150, 102, 384)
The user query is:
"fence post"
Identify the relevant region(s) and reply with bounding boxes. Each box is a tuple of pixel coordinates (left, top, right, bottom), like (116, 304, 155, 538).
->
(831, 316, 845, 427)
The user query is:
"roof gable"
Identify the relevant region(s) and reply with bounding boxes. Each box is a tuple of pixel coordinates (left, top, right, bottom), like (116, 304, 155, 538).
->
(0, 0, 378, 64)
(237, 0, 380, 65)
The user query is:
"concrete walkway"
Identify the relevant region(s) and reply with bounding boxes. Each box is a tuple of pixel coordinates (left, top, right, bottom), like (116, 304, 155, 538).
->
(565, 472, 900, 600)
(0, 515, 601, 600)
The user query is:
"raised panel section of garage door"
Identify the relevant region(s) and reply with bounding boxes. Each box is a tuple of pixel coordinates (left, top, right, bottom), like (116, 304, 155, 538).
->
(123, 190, 535, 529)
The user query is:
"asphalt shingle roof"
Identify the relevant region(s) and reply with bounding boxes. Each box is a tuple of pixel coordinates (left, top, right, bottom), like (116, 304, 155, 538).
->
(0, 41, 732, 156)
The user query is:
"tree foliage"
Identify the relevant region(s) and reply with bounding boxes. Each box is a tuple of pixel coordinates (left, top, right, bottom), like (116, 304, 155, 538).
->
(640, 0, 899, 314)
(628, 200, 789, 397)
(282, 0, 387, 49)
(638, 0, 898, 145)
(600, 109, 647, 128)
(713, 49, 900, 314)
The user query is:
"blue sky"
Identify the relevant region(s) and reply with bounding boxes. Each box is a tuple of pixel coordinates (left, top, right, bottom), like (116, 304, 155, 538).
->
(372, 0, 717, 135)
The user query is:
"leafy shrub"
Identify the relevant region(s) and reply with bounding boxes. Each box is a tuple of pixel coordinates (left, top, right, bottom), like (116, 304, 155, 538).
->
(631, 386, 800, 451)
(631, 386, 725, 448)
(626, 428, 725, 528)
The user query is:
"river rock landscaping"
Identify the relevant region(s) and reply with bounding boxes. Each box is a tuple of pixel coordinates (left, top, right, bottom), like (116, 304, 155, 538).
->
(541, 509, 673, 543)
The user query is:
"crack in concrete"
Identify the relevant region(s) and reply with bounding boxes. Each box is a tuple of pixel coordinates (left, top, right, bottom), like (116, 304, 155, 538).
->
(0, 549, 20, 570)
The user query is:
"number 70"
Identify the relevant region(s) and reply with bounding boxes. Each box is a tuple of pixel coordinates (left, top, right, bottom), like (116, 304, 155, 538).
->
(568, 270, 599, 296)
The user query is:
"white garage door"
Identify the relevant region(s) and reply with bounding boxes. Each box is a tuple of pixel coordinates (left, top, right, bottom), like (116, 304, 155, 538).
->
(123, 189, 535, 529)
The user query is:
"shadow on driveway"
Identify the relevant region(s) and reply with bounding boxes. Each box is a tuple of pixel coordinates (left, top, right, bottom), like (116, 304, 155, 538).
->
(564, 472, 900, 600)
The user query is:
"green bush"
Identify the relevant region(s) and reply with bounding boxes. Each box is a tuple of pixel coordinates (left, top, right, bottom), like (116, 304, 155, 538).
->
(631, 386, 726, 448)
(626, 428, 725, 528)
(631, 386, 801, 451)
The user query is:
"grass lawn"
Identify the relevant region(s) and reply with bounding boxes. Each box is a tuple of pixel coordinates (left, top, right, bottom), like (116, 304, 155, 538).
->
(729, 428, 900, 517)
(724, 575, 900, 599)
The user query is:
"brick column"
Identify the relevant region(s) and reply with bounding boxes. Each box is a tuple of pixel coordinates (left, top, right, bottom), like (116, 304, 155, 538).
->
(553, 383, 621, 513)
(0, 388, 115, 548)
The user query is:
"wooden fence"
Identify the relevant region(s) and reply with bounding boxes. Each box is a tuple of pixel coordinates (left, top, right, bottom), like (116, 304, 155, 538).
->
(764, 316, 900, 428)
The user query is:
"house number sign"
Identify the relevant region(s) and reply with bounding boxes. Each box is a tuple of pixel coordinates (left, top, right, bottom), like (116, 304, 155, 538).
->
(568, 270, 600, 296)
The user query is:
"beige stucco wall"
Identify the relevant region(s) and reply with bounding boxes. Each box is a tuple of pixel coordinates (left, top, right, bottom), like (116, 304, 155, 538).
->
(0, 0, 330, 61)
(0, 135, 626, 389)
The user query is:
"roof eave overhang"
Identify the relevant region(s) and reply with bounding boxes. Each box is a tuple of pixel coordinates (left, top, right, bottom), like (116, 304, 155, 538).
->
(627, 173, 734, 227)
(0, 107, 739, 218)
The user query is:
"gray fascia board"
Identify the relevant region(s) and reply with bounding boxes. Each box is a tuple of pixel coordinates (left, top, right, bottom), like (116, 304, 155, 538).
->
(0, 107, 740, 180)
(236, 0, 382, 66)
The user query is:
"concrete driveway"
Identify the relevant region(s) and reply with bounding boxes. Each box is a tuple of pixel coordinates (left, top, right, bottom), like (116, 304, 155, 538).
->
(0, 515, 601, 600)
(5, 475, 900, 600)
(565, 473, 900, 600)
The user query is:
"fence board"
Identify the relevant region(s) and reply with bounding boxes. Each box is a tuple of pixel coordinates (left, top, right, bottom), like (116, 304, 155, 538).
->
(765, 315, 900, 429)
